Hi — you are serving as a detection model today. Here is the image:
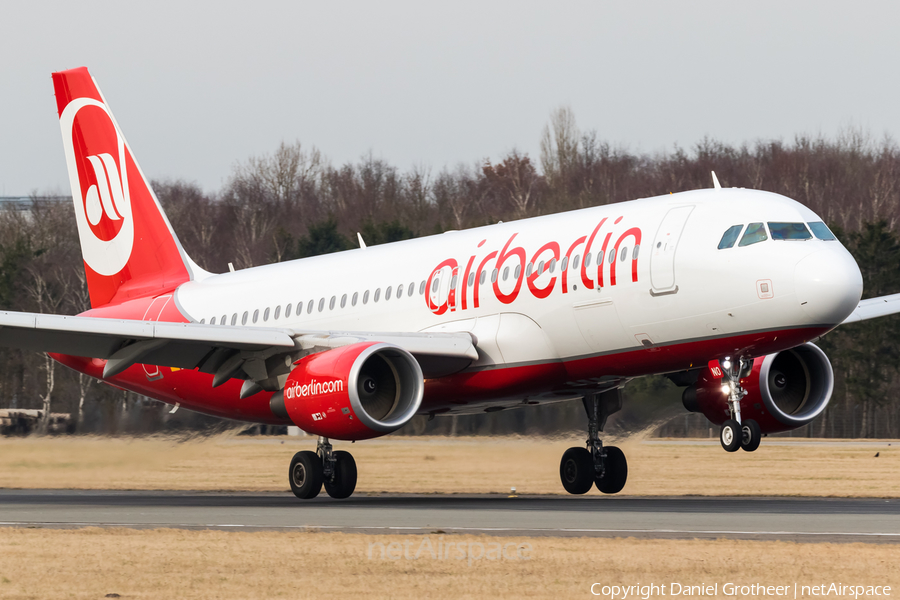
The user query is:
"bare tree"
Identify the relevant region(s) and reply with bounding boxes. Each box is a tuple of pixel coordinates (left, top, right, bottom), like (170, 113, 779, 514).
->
(540, 106, 580, 186)
(483, 151, 543, 220)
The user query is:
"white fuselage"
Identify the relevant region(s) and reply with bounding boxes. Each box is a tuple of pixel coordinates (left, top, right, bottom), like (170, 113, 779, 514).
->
(172, 188, 862, 412)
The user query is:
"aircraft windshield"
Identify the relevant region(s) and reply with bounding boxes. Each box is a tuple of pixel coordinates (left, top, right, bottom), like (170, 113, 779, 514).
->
(717, 225, 743, 249)
(738, 222, 768, 247)
(768, 222, 812, 241)
(808, 221, 836, 241)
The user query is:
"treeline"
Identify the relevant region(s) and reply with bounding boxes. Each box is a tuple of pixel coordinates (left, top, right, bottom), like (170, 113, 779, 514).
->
(1, 108, 900, 437)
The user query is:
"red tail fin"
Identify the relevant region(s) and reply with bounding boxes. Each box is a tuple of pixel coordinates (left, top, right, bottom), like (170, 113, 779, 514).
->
(53, 67, 195, 308)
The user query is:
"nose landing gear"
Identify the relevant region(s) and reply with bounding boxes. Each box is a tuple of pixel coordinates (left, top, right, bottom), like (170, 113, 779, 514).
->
(559, 389, 628, 495)
(717, 357, 762, 453)
(289, 436, 358, 500)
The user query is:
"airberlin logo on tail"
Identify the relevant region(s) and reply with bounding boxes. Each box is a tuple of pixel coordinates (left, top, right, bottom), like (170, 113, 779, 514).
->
(59, 97, 135, 276)
(84, 153, 127, 226)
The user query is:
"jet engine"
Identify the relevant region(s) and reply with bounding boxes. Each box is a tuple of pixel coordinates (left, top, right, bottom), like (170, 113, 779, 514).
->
(269, 342, 424, 440)
(682, 343, 834, 434)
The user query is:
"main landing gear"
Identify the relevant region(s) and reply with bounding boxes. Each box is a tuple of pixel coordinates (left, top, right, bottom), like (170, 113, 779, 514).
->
(717, 357, 762, 453)
(559, 389, 628, 495)
(289, 436, 358, 500)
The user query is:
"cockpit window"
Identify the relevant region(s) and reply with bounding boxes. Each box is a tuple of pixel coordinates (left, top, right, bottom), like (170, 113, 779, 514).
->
(717, 225, 743, 249)
(738, 222, 768, 247)
(768, 222, 812, 241)
(808, 221, 836, 241)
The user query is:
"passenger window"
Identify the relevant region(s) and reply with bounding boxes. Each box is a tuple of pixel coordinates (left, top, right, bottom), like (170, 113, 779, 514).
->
(252, 309, 259, 324)
(768, 222, 812, 241)
(284, 304, 291, 318)
(274, 306, 281, 320)
(200, 318, 206, 324)
(328, 297, 335, 310)
(738, 223, 768, 247)
(526, 263, 533, 277)
(561, 256, 568, 271)
(432, 278, 440, 293)
(340, 294, 347, 308)
(491, 269, 498, 283)
(514, 265, 521, 279)
(480, 271, 486, 285)
(620, 246, 628, 261)
(222, 314, 228, 325)
(808, 221, 836, 241)
(352, 292, 358, 306)
(396, 284, 403, 298)
(241, 311, 248, 325)
(307, 300, 314, 314)
(573, 255, 580, 270)
(386, 286, 393, 300)
(419, 281, 426, 295)
(450, 275, 457, 288)
(263, 308, 270, 322)
(502, 267, 509, 281)
(408, 282, 415, 296)
(585, 253, 592, 268)
(318, 298, 325, 312)
(363, 290, 370, 304)
(608, 250, 615, 263)
(374, 288, 381, 302)
(718, 225, 743, 249)
(549, 258, 557, 273)
(210, 317, 216, 325)
(632, 245, 640, 260)
(467, 273, 474, 287)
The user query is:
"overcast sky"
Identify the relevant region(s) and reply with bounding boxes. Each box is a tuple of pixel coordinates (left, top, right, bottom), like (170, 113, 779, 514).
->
(1, 0, 898, 196)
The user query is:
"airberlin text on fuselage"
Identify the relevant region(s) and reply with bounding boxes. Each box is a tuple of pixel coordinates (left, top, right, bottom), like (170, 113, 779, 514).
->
(425, 216, 642, 315)
(285, 378, 345, 399)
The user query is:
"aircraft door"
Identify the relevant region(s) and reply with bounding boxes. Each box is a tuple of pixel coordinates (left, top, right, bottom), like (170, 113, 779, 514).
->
(141, 295, 170, 381)
(649, 205, 694, 295)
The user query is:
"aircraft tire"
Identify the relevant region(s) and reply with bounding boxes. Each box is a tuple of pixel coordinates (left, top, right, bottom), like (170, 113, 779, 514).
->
(596, 445, 628, 494)
(559, 447, 594, 494)
(289, 451, 323, 499)
(720, 419, 742, 452)
(324, 451, 358, 499)
(740, 419, 762, 452)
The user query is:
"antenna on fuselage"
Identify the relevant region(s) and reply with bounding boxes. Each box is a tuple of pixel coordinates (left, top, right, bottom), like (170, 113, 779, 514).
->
(711, 171, 722, 189)
(357, 233, 367, 249)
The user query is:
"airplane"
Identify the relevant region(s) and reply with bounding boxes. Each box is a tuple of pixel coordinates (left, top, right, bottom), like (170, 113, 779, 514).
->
(2, 66, 899, 500)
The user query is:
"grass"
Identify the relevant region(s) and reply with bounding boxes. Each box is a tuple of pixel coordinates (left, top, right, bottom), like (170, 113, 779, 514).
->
(0, 528, 897, 599)
(0, 434, 897, 496)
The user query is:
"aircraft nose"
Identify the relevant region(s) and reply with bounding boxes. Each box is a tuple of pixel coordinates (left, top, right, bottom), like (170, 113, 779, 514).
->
(794, 248, 863, 324)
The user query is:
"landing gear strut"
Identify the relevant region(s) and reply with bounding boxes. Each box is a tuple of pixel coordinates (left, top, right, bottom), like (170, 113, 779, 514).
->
(717, 357, 762, 453)
(289, 436, 358, 500)
(559, 389, 628, 495)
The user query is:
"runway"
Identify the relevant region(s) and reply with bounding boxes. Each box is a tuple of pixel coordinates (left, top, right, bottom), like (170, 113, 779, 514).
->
(0, 490, 898, 542)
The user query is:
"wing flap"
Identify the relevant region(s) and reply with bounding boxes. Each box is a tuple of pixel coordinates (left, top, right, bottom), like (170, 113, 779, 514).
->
(0, 310, 478, 381)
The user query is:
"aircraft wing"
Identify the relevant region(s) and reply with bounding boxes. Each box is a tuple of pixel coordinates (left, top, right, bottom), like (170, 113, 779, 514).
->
(841, 293, 900, 324)
(0, 310, 478, 381)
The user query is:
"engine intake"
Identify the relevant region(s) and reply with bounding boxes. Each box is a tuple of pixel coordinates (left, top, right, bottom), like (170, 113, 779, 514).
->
(270, 342, 424, 440)
(756, 343, 833, 427)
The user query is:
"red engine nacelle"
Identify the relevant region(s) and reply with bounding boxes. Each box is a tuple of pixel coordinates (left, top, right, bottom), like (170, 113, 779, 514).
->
(269, 342, 424, 441)
(682, 343, 834, 434)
